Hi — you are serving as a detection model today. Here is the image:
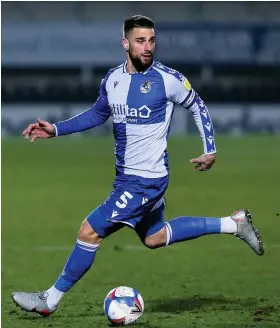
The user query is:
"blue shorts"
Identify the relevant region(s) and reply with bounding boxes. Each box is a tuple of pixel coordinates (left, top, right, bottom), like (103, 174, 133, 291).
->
(87, 174, 169, 241)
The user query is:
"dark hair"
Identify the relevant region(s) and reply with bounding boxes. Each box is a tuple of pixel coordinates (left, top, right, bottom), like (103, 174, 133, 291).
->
(123, 15, 154, 37)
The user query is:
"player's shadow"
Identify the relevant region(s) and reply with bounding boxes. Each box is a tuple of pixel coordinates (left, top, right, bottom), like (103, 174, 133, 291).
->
(94, 312, 160, 328)
(107, 324, 160, 328)
(146, 295, 256, 314)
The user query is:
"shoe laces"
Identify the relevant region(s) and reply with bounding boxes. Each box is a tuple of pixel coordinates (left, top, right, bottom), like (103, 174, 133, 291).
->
(38, 291, 48, 301)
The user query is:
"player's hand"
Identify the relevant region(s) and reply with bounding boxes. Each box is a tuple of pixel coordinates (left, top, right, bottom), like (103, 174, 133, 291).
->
(22, 118, 55, 143)
(190, 153, 216, 171)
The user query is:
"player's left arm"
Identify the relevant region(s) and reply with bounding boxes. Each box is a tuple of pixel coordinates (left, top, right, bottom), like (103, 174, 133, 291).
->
(168, 72, 216, 171)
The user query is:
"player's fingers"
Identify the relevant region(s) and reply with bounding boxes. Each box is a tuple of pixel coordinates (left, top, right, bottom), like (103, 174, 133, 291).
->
(195, 164, 207, 171)
(198, 158, 214, 167)
(37, 118, 48, 126)
(30, 129, 49, 139)
(25, 127, 31, 135)
(27, 123, 35, 132)
(23, 126, 36, 139)
(22, 128, 28, 135)
(202, 163, 213, 171)
(190, 158, 202, 164)
(30, 135, 38, 143)
(25, 123, 39, 135)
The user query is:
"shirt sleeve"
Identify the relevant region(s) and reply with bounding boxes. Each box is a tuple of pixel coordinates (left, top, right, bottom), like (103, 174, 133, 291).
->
(165, 71, 196, 107)
(166, 71, 216, 154)
(54, 74, 111, 137)
(187, 94, 217, 154)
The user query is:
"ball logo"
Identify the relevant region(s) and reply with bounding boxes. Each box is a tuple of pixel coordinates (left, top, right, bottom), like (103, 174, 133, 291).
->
(114, 286, 134, 297)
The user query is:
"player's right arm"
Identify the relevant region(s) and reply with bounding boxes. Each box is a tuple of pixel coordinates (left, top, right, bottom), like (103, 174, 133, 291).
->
(22, 75, 111, 143)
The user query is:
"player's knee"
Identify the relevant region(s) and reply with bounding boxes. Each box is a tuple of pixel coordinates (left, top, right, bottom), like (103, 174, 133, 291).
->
(78, 219, 103, 245)
(143, 227, 167, 249)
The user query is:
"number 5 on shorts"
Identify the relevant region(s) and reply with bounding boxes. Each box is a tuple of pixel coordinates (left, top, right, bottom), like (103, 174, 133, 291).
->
(116, 191, 133, 209)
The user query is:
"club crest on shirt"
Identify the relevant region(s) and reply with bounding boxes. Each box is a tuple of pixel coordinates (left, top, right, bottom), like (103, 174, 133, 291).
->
(140, 80, 154, 94)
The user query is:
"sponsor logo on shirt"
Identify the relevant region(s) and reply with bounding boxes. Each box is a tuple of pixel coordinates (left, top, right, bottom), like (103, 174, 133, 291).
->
(110, 104, 151, 123)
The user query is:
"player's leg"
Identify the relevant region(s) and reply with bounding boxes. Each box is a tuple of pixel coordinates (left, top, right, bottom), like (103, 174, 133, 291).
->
(163, 209, 264, 256)
(137, 202, 264, 255)
(12, 206, 125, 316)
(135, 199, 167, 249)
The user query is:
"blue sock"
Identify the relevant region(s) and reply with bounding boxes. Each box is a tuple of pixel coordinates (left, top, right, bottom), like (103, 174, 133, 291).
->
(54, 239, 99, 292)
(165, 216, 221, 245)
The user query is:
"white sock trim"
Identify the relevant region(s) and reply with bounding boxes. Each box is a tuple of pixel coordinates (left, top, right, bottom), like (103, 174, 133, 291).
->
(77, 239, 99, 252)
(165, 222, 172, 246)
(220, 216, 237, 234)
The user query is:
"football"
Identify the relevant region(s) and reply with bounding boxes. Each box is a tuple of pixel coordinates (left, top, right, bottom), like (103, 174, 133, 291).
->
(104, 286, 144, 325)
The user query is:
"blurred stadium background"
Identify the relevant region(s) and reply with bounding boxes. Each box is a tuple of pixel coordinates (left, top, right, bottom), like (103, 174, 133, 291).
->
(2, 3, 280, 327)
(2, 1, 280, 136)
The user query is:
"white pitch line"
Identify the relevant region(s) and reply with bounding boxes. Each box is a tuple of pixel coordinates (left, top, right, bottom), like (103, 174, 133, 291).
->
(36, 246, 72, 252)
(34, 245, 180, 252)
(5, 244, 280, 252)
(6, 244, 179, 252)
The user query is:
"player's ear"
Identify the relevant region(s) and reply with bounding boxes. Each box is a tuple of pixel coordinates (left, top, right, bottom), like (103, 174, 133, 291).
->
(122, 38, 129, 51)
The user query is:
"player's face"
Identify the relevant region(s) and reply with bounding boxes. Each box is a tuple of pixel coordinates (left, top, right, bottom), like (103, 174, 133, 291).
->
(125, 28, 155, 71)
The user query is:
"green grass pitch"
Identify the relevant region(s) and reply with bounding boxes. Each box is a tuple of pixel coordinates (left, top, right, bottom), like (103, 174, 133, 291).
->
(2, 135, 280, 327)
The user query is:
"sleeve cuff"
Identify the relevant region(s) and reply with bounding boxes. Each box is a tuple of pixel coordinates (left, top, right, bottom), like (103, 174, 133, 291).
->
(205, 150, 217, 155)
(52, 124, 58, 137)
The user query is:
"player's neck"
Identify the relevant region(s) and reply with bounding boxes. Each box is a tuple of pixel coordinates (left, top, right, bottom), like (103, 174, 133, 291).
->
(126, 60, 139, 74)
(125, 58, 153, 74)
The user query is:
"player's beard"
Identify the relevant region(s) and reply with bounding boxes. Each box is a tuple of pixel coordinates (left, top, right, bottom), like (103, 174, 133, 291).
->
(128, 50, 154, 72)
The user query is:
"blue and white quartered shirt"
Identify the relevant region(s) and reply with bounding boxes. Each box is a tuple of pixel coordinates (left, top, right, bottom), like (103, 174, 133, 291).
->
(54, 61, 216, 179)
